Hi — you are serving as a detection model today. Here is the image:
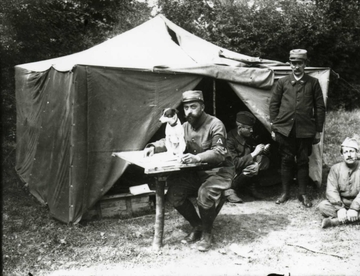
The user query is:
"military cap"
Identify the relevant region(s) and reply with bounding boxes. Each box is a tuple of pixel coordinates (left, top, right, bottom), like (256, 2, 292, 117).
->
(341, 137, 359, 151)
(182, 90, 204, 103)
(236, 111, 256, 126)
(289, 49, 307, 61)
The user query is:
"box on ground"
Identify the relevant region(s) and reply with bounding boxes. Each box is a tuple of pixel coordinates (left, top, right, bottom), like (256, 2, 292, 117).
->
(83, 191, 155, 220)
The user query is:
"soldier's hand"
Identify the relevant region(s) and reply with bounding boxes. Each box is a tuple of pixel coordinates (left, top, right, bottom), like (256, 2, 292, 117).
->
(252, 144, 264, 157)
(347, 209, 359, 222)
(271, 131, 276, 141)
(143, 146, 155, 157)
(263, 144, 271, 155)
(313, 132, 321, 145)
(181, 153, 201, 164)
(242, 162, 259, 176)
(337, 208, 347, 223)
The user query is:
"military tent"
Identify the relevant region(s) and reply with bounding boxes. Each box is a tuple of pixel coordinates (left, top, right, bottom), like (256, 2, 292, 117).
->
(15, 14, 330, 223)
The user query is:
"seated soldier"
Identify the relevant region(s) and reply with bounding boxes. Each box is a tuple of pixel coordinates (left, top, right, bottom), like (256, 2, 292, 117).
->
(144, 90, 234, 251)
(318, 137, 360, 228)
(224, 111, 270, 203)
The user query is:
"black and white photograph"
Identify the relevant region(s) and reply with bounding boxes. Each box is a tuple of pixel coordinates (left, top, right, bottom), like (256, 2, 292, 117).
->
(2, 0, 360, 275)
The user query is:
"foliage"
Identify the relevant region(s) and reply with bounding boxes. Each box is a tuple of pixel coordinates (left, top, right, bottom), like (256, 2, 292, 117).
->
(1, 0, 151, 65)
(156, 0, 360, 110)
(322, 109, 360, 166)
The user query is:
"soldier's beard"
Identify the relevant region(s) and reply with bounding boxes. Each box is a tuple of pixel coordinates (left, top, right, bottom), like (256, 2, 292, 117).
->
(185, 114, 200, 126)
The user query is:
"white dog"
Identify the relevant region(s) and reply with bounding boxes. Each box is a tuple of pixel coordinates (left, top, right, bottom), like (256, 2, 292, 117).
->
(159, 108, 186, 157)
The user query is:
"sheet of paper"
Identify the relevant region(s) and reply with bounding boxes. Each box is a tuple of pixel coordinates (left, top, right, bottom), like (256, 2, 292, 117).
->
(142, 152, 179, 163)
(129, 184, 152, 195)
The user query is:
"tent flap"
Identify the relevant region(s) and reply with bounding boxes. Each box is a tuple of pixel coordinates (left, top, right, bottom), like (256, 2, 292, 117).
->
(16, 67, 74, 222)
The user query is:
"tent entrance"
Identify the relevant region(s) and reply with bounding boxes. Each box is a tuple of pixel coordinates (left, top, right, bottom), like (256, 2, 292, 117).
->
(106, 77, 281, 201)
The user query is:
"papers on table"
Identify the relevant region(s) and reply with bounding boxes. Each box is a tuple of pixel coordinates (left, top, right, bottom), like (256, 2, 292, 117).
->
(129, 184, 152, 195)
(112, 151, 207, 174)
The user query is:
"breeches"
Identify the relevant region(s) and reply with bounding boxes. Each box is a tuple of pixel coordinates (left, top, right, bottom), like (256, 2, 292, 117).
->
(239, 155, 270, 177)
(317, 199, 359, 219)
(276, 132, 313, 172)
(317, 200, 340, 218)
(166, 167, 233, 210)
(275, 132, 313, 194)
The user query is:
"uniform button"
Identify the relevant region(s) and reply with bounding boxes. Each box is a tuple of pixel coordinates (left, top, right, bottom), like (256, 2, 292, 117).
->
(194, 150, 197, 153)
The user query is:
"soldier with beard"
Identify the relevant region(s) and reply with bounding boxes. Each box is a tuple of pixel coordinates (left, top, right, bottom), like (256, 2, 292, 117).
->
(144, 90, 234, 251)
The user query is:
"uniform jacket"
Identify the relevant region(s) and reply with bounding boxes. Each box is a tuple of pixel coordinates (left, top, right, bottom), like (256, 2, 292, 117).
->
(226, 128, 255, 173)
(326, 161, 360, 211)
(269, 73, 326, 138)
(150, 112, 233, 168)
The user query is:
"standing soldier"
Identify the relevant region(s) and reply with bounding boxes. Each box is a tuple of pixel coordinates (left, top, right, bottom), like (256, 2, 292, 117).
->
(269, 49, 326, 207)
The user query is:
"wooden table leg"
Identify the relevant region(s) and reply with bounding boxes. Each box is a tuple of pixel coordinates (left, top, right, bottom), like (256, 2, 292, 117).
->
(152, 175, 167, 251)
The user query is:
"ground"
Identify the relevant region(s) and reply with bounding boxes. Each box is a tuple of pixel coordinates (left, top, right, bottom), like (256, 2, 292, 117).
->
(52, 200, 360, 276)
(5, 183, 357, 276)
(49, 197, 360, 276)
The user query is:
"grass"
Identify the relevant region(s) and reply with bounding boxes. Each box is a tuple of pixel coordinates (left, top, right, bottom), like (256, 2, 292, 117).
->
(2, 109, 360, 276)
(322, 109, 360, 166)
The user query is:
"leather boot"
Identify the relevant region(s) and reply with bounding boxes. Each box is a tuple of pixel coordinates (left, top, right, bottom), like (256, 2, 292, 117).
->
(246, 178, 265, 200)
(298, 194, 312, 208)
(225, 189, 243, 203)
(297, 168, 312, 207)
(232, 173, 255, 200)
(321, 218, 340, 228)
(275, 170, 292, 204)
(225, 173, 250, 203)
(197, 205, 216, 252)
(182, 228, 202, 244)
(176, 200, 202, 244)
(232, 173, 251, 190)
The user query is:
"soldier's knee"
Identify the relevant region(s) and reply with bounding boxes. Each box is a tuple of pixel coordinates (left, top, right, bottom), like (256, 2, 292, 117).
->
(317, 200, 337, 218)
(166, 187, 184, 208)
(297, 156, 309, 168)
(282, 154, 295, 167)
(317, 200, 327, 212)
(198, 185, 210, 199)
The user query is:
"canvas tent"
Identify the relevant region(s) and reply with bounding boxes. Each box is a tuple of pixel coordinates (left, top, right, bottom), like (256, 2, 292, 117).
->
(15, 14, 330, 223)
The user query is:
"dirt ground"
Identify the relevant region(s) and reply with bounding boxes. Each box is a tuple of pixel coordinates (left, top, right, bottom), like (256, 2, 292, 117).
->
(45, 187, 360, 276)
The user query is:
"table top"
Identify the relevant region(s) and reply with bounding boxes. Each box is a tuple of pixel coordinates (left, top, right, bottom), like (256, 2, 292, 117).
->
(112, 151, 207, 174)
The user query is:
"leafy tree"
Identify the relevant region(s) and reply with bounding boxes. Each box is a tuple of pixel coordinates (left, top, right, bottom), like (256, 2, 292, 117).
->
(1, 0, 151, 65)
(1, 0, 151, 143)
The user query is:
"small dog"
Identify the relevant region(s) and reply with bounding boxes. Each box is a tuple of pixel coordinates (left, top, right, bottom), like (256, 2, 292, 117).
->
(159, 108, 186, 157)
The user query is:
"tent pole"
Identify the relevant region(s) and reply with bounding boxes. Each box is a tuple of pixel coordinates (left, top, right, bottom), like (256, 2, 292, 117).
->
(213, 79, 216, 116)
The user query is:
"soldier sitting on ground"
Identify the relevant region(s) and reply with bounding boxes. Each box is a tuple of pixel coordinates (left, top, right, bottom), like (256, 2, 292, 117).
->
(224, 111, 270, 203)
(318, 137, 360, 228)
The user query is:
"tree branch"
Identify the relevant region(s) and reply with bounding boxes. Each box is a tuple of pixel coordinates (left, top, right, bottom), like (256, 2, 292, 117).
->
(286, 243, 344, 259)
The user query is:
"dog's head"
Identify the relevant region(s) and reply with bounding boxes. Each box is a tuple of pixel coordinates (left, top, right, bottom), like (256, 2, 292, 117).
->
(159, 108, 178, 124)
